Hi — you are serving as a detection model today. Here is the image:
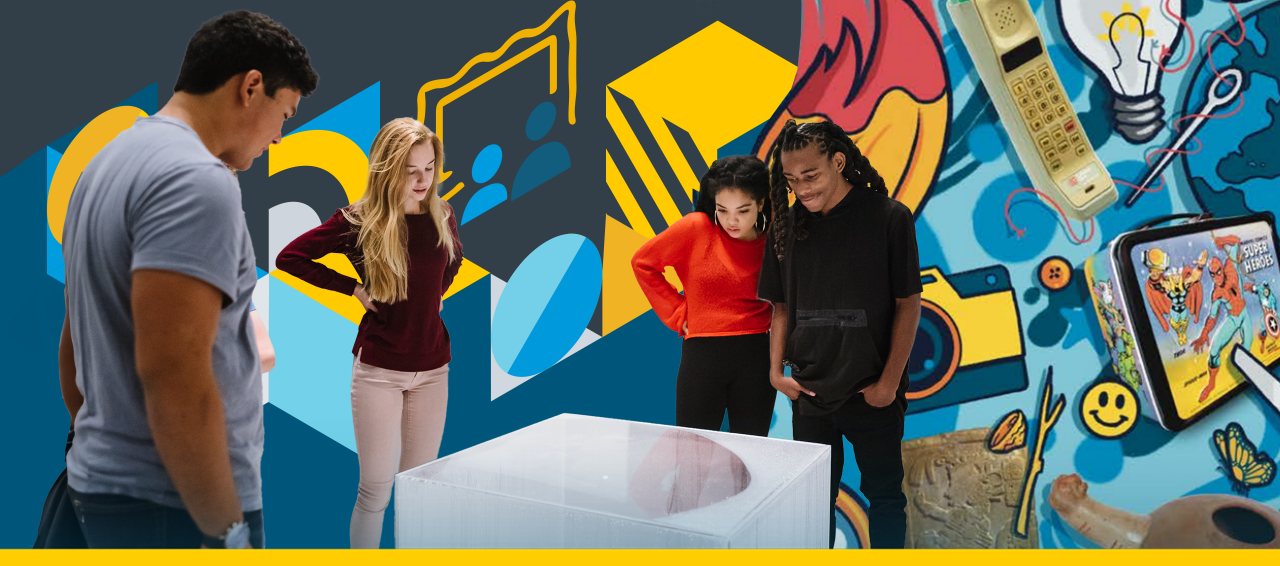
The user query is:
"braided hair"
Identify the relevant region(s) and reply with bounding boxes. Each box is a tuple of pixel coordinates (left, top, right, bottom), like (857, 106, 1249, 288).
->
(693, 155, 772, 232)
(767, 120, 887, 261)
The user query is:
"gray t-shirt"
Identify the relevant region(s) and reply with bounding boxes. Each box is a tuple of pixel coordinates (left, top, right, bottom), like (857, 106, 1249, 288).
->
(63, 114, 263, 511)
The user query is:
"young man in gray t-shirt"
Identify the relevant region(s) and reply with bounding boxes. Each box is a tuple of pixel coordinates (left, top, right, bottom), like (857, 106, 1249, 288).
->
(58, 11, 317, 549)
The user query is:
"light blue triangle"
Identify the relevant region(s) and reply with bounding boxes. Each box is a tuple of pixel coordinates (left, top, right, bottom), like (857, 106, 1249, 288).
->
(268, 276, 360, 451)
(285, 82, 380, 156)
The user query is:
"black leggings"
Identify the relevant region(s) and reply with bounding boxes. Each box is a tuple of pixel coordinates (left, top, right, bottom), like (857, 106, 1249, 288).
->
(675, 333, 775, 436)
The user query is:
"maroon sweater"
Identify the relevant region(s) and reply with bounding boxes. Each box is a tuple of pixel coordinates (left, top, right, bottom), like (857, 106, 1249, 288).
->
(276, 204, 463, 372)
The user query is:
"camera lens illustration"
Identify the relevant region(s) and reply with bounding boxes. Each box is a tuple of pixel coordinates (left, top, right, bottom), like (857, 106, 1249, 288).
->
(907, 301, 961, 401)
(905, 267, 1029, 414)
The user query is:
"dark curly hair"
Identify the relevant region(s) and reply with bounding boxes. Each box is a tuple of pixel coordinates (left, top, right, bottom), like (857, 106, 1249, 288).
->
(768, 120, 886, 261)
(693, 155, 772, 232)
(174, 11, 319, 98)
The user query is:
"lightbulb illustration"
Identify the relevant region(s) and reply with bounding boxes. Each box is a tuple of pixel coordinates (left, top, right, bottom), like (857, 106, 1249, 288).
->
(1058, 0, 1185, 143)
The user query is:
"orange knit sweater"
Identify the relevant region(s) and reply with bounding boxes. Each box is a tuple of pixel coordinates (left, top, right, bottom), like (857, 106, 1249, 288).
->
(631, 213, 773, 339)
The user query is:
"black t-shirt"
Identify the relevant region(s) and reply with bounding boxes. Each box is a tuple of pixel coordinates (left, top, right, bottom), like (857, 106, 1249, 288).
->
(758, 187, 923, 416)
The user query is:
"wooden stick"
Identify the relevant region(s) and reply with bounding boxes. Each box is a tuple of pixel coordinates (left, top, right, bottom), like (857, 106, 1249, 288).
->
(1015, 368, 1066, 538)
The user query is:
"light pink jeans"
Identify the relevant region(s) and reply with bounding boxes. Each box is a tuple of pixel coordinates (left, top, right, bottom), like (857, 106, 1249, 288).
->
(349, 350, 449, 548)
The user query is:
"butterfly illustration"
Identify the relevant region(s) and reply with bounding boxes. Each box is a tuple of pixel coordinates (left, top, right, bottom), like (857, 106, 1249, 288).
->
(1213, 422, 1276, 496)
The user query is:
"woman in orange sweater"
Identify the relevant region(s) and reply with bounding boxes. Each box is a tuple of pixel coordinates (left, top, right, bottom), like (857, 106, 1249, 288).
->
(631, 155, 775, 435)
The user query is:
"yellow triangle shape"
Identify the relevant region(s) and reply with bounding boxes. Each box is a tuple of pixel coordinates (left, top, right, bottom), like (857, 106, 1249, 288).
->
(603, 214, 683, 335)
(445, 259, 489, 300)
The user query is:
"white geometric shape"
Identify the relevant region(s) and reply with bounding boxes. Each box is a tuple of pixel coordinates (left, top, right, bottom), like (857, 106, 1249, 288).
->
(395, 414, 831, 548)
(561, 328, 600, 363)
(489, 348, 526, 401)
(490, 274, 505, 320)
(268, 202, 323, 272)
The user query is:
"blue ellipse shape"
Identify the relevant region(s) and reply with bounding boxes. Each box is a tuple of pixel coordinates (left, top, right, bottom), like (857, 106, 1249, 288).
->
(472, 144, 502, 184)
(526, 101, 556, 141)
(492, 235, 602, 377)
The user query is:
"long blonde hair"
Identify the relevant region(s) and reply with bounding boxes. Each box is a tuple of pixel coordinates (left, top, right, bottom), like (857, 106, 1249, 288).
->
(344, 118, 456, 303)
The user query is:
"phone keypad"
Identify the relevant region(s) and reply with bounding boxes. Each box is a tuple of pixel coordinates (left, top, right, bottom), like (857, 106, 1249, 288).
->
(1009, 62, 1091, 183)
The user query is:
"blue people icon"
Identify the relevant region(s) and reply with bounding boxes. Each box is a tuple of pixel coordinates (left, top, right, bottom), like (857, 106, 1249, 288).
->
(461, 144, 506, 225)
(460, 101, 572, 224)
(512, 101, 570, 200)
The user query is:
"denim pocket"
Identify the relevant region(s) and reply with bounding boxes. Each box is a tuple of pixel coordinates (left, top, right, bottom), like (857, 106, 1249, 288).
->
(70, 491, 161, 514)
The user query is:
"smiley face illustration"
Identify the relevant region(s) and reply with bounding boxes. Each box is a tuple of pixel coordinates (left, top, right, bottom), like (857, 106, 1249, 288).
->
(1080, 380, 1138, 439)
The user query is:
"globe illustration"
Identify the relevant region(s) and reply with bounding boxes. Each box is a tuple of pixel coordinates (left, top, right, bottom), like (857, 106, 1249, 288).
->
(1183, 3, 1280, 217)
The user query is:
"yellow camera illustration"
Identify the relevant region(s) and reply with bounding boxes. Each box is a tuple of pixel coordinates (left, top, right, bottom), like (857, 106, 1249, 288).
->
(908, 266, 1029, 413)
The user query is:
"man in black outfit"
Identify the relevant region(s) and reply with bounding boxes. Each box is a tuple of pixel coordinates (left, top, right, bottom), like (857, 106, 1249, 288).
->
(757, 120, 921, 549)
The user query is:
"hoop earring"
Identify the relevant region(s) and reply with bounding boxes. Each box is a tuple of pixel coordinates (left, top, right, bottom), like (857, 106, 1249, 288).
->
(756, 214, 767, 232)
(713, 213, 718, 226)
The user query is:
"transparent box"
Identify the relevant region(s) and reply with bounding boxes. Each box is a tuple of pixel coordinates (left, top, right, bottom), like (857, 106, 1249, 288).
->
(395, 414, 830, 548)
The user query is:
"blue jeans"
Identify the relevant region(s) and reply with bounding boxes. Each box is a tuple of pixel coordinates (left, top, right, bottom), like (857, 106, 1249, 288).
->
(69, 488, 264, 548)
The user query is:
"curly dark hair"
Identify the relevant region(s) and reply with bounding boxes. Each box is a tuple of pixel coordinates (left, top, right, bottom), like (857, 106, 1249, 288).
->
(767, 120, 886, 261)
(692, 155, 772, 231)
(174, 11, 319, 98)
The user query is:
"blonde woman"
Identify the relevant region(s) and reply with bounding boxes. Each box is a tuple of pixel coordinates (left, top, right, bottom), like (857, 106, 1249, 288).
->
(275, 118, 462, 548)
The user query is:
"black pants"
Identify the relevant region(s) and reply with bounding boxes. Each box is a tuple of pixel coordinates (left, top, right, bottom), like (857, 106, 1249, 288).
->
(793, 393, 906, 549)
(69, 487, 265, 548)
(675, 333, 775, 436)
(34, 429, 85, 548)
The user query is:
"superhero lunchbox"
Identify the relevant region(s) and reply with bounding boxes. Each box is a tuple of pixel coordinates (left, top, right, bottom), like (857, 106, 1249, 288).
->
(1084, 213, 1280, 431)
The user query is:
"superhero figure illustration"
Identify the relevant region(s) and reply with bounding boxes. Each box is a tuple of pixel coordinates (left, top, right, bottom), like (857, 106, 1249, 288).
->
(1250, 281, 1277, 350)
(1192, 235, 1256, 403)
(1113, 327, 1140, 393)
(1143, 248, 1207, 347)
(1094, 279, 1141, 391)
